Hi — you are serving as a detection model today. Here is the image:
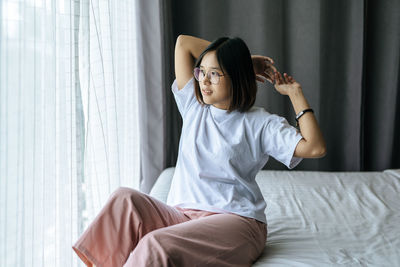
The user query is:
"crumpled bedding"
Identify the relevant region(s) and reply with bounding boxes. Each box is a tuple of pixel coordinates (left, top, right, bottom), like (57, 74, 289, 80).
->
(253, 169, 400, 266)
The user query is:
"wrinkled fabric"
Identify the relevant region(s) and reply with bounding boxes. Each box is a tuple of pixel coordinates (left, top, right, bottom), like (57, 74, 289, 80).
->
(252, 169, 400, 266)
(169, 78, 303, 224)
(73, 187, 266, 267)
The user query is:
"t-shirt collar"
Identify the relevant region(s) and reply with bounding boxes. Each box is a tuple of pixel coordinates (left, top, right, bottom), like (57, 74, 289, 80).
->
(209, 104, 237, 122)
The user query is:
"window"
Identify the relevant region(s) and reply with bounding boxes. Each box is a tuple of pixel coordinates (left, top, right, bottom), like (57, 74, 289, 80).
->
(0, 1, 140, 266)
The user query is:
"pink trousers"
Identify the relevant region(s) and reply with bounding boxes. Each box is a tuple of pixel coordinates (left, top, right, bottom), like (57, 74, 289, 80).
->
(73, 187, 267, 267)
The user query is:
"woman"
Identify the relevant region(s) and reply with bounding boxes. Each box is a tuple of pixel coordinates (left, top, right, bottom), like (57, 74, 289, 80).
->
(73, 35, 326, 267)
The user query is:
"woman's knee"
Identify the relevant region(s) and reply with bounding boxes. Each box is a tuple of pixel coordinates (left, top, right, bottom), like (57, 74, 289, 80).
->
(107, 187, 153, 219)
(109, 187, 141, 202)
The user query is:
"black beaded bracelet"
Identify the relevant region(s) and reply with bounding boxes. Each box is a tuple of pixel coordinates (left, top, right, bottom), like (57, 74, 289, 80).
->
(295, 108, 314, 127)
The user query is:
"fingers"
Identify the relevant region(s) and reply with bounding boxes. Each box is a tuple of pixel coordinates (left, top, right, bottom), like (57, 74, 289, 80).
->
(284, 73, 295, 83)
(256, 76, 265, 83)
(251, 55, 275, 65)
(274, 71, 283, 84)
(264, 63, 277, 74)
(275, 72, 295, 84)
(256, 74, 273, 84)
(262, 56, 274, 64)
(263, 62, 277, 83)
(260, 72, 274, 83)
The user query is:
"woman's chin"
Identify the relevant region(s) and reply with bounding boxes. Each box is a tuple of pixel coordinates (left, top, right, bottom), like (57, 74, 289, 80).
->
(202, 98, 212, 105)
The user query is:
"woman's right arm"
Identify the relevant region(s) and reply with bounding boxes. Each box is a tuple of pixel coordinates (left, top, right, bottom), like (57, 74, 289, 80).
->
(174, 35, 210, 90)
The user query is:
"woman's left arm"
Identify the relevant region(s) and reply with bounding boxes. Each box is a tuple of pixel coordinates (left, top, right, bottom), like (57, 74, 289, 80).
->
(274, 71, 327, 158)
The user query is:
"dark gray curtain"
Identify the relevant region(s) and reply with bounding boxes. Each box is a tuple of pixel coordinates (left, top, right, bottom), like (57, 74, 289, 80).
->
(136, 0, 166, 193)
(362, 0, 400, 170)
(161, 0, 182, 169)
(161, 0, 400, 172)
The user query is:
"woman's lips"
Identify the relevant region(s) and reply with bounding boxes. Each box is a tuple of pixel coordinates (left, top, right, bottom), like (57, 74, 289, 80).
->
(201, 89, 212, 95)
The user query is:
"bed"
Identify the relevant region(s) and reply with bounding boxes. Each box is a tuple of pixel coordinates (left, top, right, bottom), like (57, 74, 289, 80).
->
(149, 167, 400, 266)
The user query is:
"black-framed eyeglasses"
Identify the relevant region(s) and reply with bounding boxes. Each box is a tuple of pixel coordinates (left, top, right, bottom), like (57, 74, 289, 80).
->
(193, 67, 226, 85)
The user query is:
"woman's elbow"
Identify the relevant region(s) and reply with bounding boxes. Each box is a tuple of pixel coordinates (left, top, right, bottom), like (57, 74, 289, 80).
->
(311, 145, 327, 158)
(176, 34, 187, 48)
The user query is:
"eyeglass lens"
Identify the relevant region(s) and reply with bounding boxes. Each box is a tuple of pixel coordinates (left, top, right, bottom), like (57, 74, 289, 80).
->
(194, 68, 220, 84)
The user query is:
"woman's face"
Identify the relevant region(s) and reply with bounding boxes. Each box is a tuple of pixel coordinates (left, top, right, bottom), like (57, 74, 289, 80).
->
(198, 51, 231, 110)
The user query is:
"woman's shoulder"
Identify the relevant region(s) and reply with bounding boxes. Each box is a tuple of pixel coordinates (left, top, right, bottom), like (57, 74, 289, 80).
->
(243, 106, 285, 126)
(244, 106, 272, 119)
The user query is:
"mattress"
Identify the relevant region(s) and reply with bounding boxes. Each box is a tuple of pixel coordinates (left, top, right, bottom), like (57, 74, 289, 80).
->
(150, 168, 400, 266)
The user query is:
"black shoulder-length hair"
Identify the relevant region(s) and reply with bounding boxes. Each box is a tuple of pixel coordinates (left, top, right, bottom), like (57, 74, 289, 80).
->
(194, 37, 257, 113)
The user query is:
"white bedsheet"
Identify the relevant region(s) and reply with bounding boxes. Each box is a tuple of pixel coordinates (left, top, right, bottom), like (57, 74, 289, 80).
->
(253, 169, 400, 266)
(150, 168, 400, 266)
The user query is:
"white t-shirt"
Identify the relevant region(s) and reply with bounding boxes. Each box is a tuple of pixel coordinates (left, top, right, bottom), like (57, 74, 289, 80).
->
(167, 78, 303, 224)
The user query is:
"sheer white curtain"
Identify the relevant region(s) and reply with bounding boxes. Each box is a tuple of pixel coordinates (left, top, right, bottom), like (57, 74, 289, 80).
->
(0, 0, 140, 266)
(79, 0, 140, 225)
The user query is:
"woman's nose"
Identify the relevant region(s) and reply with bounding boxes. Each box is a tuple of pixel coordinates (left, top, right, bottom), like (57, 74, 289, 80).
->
(203, 74, 211, 85)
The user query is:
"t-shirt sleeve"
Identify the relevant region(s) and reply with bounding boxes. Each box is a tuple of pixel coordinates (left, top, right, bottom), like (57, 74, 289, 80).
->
(262, 114, 303, 169)
(171, 77, 198, 119)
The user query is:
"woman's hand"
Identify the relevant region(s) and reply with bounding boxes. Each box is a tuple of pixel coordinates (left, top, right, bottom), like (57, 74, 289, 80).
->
(274, 71, 302, 96)
(251, 55, 277, 84)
